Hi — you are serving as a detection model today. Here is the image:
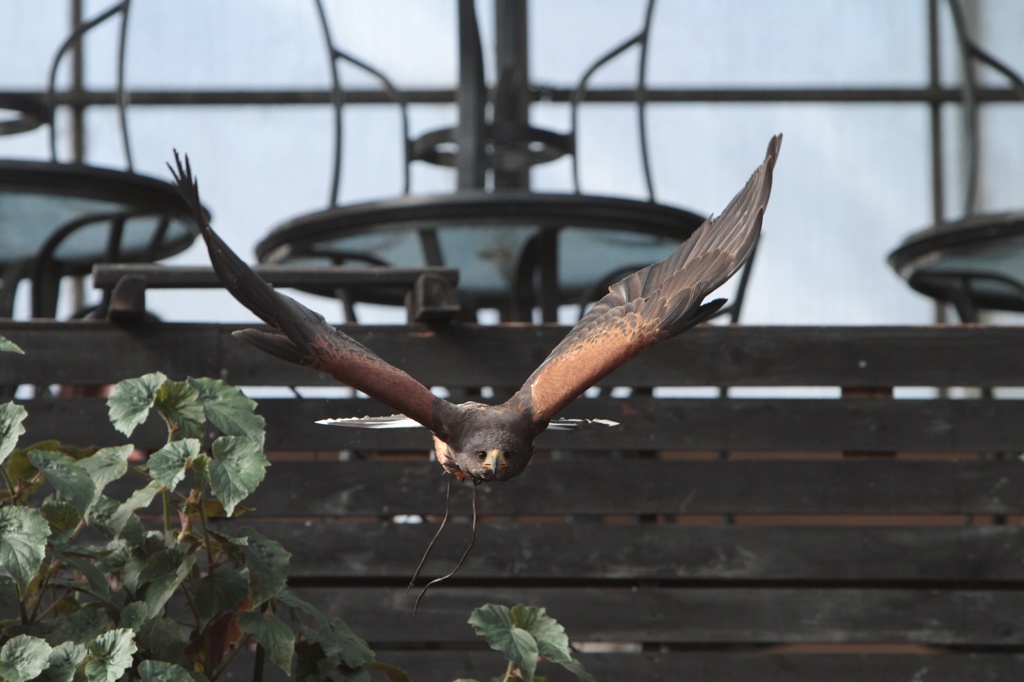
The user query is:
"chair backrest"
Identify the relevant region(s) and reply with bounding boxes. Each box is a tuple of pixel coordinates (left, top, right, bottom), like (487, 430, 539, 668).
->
(46, 0, 134, 167)
(314, 0, 668, 201)
(945, 0, 1024, 220)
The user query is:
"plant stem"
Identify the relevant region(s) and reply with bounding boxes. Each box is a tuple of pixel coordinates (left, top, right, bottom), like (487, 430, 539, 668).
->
(180, 577, 201, 623)
(32, 587, 73, 622)
(66, 518, 87, 545)
(502, 660, 515, 682)
(18, 592, 28, 625)
(162, 489, 173, 537)
(28, 558, 63, 622)
(196, 490, 216, 572)
(0, 466, 17, 503)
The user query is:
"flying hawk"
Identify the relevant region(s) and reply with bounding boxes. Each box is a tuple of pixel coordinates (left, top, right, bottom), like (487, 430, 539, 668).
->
(170, 134, 780, 484)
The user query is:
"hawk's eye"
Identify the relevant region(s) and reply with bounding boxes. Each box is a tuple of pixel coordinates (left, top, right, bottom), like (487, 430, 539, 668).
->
(476, 451, 487, 461)
(503, 451, 513, 460)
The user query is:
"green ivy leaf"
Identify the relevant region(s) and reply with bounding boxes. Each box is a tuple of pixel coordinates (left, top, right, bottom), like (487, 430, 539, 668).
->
(86, 497, 121, 540)
(0, 506, 50, 595)
(107, 372, 167, 437)
(119, 601, 150, 631)
(139, 660, 196, 682)
(120, 535, 171, 595)
(0, 634, 53, 682)
(6, 448, 40, 484)
(0, 401, 27, 465)
(79, 445, 135, 509)
(237, 611, 295, 673)
(136, 545, 183, 586)
(194, 568, 249, 620)
(85, 629, 137, 682)
(0, 576, 19, 609)
(136, 616, 187, 665)
(468, 604, 539, 681)
(208, 436, 269, 516)
(506, 606, 593, 682)
(0, 334, 24, 355)
(236, 528, 290, 606)
(38, 641, 87, 682)
(90, 481, 163, 539)
(140, 548, 195, 614)
(322, 616, 376, 671)
(511, 606, 568, 661)
(41, 500, 80, 544)
(55, 551, 113, 606)
(147, 439, 199, 491)
(277, 591, 375, 670)
(156, 380, 205, 439)
(47, 605, 111, 645)
(277, 590, 329, 629)
(551, 658, 593, 682)
(28, 450, 96, 519)
(507, 631, 538, 681)
(92, 538, 130, 575)
(120, 479, 164, 518)
(190, 452, 210, 491)
(189, 378, 266, 444)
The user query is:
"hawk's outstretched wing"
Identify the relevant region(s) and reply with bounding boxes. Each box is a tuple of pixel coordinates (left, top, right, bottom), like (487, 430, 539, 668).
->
(514, 134, 781, 427)
(169, 153, 458, 439)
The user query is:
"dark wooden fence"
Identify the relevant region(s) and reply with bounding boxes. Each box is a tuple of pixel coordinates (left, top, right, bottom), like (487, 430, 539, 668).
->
(4, 320, 1024, 681)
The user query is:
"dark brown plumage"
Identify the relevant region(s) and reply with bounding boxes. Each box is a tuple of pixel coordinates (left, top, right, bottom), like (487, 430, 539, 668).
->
(169, 134, 780, 483)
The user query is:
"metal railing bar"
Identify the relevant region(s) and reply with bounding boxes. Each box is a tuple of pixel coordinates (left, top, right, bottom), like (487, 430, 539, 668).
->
(13, 86, 1024, 108)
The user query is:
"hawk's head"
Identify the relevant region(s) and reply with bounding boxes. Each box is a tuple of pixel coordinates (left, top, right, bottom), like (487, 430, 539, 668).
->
(434, 403, 535, 482)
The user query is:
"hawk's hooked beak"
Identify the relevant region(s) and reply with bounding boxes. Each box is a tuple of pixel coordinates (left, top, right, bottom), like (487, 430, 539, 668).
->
(481, 449, 506, 479)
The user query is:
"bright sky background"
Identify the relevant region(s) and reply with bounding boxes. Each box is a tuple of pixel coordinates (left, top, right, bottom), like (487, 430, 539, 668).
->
(1, 1, 1022, 326)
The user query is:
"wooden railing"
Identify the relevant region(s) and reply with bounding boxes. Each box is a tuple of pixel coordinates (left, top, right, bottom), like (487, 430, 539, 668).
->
(3, 320, 1024, 681)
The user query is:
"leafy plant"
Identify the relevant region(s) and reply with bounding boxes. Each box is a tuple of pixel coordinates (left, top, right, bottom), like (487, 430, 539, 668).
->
(0, 335, 23, 355)
(0, 370, 391, 681)
(0, 337, 594, 682)
(457, 604, 593, 682)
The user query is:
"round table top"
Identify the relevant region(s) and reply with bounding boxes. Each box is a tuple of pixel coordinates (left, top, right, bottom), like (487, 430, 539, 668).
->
(0, 95, 49, 136)
(0, 160, 199, 269)
(888, 212, 1024, 311)
(256, 191, 706, 308)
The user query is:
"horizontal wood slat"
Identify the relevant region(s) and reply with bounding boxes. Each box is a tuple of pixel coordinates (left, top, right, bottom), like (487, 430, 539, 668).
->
(359, 652, 1024, 682)
(237, 651, 1024, 682)
(289, 586, 1024, 646)
(233, 521, 1024, 583)
(18, 396, 1024, 452)
(4, 322, 1024, 387)
(226, 460, 1024, 516)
